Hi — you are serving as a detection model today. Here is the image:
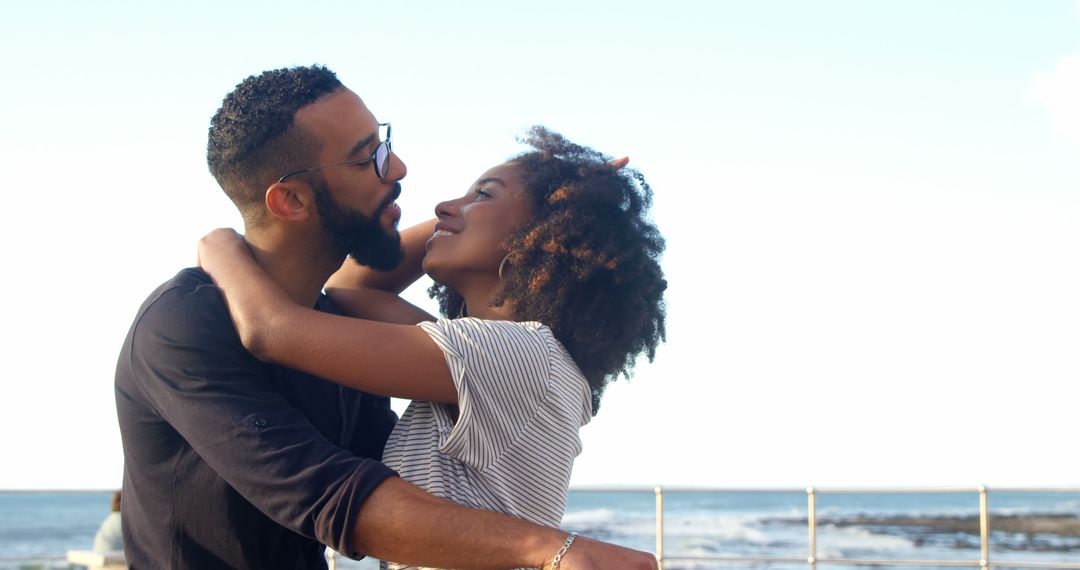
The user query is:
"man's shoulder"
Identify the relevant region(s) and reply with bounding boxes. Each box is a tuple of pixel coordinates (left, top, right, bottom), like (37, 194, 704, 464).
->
(128, 267, 233, 344)
(153, 266, 215, 300)
(143, 266, 221, 311)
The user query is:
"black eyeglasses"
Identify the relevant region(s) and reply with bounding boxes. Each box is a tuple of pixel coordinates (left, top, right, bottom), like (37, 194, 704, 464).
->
(277, 123, 393, 183)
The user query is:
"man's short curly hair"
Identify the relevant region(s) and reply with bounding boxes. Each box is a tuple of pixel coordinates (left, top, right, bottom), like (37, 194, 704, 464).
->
(430, 126, 668, 413)
(207, 65, 343, 225)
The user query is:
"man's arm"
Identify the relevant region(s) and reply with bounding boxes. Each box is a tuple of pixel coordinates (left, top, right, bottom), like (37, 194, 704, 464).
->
(352, 477, 658, 570)
(131, 276, 655, 569)
(126, 278, 397, 553)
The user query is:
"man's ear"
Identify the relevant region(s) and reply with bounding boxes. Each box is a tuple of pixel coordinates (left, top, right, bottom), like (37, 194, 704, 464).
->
(265, 182, 313, 223)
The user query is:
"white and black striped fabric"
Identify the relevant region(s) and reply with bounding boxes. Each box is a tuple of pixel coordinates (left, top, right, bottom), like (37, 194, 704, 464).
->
(380, 317, 592, 570)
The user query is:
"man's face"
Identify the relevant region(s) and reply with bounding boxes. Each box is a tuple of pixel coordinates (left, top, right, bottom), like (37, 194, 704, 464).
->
(312, 176, 403, 271)
(293, 88, 407, 269)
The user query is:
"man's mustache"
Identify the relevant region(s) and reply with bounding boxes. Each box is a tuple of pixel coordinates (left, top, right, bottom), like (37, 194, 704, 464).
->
(375, 183, 402, 215)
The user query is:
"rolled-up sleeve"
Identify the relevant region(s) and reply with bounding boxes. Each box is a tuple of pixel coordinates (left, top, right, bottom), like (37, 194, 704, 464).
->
(127, 282, 396, 558)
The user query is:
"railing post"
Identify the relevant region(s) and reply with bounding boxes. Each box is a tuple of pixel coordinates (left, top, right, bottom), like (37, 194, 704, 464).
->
(978, 485, 989, 569)
(807, 487, 817, 570)
(655, 486, 664, 570)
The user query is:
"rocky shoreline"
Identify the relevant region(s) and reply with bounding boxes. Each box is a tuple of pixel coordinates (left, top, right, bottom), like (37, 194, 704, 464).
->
(828, 514, 1080, 538)
(762, 513, 1080, 552)
(816, 514, 1080, 552)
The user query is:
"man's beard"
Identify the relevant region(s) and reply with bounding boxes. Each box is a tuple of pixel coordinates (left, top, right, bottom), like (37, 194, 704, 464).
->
(313, 179, 404, 271)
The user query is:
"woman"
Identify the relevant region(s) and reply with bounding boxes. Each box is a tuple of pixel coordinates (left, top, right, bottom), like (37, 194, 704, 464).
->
(198, 126, 667, 569)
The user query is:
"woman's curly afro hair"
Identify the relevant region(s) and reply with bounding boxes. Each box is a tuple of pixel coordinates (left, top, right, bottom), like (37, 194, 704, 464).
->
(429, 126, 667, 413)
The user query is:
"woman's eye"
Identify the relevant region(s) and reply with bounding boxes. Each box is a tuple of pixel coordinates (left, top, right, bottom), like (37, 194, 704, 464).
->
(474, 189, 492, 200)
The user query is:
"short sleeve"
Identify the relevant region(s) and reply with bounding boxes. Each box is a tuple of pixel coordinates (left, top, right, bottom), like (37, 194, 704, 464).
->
(417, 318, 564, 470)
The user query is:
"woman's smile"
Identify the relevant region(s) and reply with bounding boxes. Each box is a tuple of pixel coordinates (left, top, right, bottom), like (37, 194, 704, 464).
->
(425, 224, 459, 251)
(422, 163, 532, 287)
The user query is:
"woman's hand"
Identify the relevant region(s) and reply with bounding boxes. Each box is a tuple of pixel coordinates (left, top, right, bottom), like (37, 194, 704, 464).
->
(197, 228, 250, 280)
(196, 228, 284, 356)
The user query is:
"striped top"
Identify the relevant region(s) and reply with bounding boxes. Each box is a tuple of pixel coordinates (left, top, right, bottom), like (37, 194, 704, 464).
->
(380, 317, 593, 570)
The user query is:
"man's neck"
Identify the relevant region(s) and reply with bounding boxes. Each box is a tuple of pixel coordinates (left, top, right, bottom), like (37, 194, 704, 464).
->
(244, 229, 342, 309)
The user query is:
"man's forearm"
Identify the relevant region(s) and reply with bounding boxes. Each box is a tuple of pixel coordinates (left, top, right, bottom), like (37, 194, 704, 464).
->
(352, 477, 658, 570)
(352, 476, 562, 569)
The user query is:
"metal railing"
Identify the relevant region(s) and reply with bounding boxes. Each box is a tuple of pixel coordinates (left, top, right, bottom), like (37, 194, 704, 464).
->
(651, 486, 1080, 570)
(8, 487, 1076, 569)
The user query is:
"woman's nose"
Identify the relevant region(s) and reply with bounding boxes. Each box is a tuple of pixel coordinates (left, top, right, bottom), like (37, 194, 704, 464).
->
(435, 198, 456, 219)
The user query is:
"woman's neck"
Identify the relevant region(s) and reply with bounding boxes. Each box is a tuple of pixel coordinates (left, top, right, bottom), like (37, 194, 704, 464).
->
(459, 289, 516, 321)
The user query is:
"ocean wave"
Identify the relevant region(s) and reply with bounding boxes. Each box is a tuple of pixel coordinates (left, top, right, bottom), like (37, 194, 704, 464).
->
(816, 524, 915, 554)
(662, 514, 770, 543)
(561, 507, 619, 526)
(994, 499, 1080, 516)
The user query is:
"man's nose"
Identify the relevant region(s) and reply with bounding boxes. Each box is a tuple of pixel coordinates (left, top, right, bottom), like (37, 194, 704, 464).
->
(387, 150, 407, 181)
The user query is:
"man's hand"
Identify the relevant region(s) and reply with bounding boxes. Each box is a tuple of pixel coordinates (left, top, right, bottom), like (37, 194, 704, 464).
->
(549, 534, 658, 570)
(352, 477, 659, 570)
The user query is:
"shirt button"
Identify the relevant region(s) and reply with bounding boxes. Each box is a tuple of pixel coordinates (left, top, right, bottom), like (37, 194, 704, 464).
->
(254, 418, 268, 428)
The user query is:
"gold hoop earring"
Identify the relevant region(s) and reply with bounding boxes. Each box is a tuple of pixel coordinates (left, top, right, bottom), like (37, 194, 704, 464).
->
(498, 253, 512, 283)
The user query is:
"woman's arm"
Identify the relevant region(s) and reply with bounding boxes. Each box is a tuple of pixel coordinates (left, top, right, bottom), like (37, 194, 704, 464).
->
(197, 228, 457, 404)
(324, 219, 437, 324)
(328, 218, 436, 294)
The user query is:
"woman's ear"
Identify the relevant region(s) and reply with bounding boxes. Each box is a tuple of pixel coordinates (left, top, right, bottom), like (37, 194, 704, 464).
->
(264, 182, 313, 223)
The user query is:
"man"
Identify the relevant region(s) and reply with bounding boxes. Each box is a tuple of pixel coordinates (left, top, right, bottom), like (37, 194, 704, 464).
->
(115, 65, 656, 570)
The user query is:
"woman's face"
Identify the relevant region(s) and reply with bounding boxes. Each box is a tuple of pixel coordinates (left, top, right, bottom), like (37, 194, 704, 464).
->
(423, 162, 532, 290)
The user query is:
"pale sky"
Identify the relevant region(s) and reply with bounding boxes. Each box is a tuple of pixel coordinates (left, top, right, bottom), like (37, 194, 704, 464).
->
(1, 0, 1077, 490)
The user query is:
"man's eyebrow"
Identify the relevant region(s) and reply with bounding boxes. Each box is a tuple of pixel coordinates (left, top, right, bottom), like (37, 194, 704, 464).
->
(346, 131, 378, 157)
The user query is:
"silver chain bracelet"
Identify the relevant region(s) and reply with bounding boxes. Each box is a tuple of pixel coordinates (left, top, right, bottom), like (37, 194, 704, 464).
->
(550, 532, 578, 570)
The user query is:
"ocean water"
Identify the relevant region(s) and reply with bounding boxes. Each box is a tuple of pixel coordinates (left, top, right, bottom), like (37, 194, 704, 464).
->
(558, 490, 1080, 569)
(2, 490, 1078, 569)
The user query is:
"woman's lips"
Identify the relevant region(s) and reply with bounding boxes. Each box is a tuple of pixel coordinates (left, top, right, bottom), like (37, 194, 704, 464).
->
(425, 228, 456, 250)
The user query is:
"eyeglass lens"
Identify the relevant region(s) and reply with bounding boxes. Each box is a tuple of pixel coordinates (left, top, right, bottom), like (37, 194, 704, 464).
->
(375, 124, 392, 179)
(375, 143, 390, 178)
